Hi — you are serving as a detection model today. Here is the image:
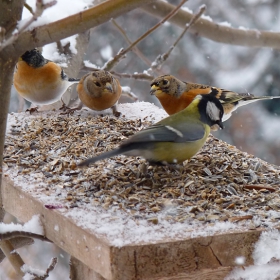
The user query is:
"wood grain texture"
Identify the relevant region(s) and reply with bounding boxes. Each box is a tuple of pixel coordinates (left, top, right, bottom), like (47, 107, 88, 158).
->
(1, 174, 266, 279)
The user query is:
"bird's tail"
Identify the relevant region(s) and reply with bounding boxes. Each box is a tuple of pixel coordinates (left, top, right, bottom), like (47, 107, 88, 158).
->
(250, 95, 280, 100)
(237, 95, 280, 107)
(78, 148, 122, 167)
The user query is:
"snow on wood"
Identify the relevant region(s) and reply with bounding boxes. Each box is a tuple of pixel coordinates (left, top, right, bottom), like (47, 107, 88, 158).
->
(2, 102, 280, 279)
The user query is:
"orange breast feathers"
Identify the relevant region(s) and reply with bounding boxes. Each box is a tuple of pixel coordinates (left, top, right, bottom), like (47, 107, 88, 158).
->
(155, 88, 211, 115)
(77, 71, 122, 111)
(13, 60, 66, 104)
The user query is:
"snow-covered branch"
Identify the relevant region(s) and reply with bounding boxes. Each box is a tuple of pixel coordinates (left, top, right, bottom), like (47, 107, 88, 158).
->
(13, 0, 158, 55)
(142, 1, 280, 49)
(0, 0, 56, 52)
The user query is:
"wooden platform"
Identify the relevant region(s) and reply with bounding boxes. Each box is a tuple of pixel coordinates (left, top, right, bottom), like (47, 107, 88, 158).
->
(2, 103, 280, 279)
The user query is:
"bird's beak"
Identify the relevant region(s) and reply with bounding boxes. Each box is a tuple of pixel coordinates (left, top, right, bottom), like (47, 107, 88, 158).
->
(218, 121, 224, 129)
(150, 85, 157, 95)
(211, 121, 223, 131)
(105, 82, 113, 92)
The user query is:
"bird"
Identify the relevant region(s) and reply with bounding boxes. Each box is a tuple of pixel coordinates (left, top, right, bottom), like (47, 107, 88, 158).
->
(150, 74, 280, 122)
(76, 70, 122, 117)
(13, 49, 79, 105)
(78, 93, 224, 167)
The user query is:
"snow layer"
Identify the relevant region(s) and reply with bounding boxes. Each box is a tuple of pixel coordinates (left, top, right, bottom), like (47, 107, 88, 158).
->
(226, 229, 280, 279)
(0, 215, 43, 235)
(4, 102, 280, 249)
(21, 0, 94, 30)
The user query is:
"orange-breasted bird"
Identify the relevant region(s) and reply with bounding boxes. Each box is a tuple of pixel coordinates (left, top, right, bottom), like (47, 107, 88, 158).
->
(78, 94, 224, 167)
(77, 70, 122, 117)
(150, 75, 280, 122)
(13, 49, 79, 105)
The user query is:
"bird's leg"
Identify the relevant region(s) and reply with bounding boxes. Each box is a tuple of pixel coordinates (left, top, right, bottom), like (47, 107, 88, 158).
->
(59, 97, 69, 111)
(111, 104, 121, 117)
(147, 160, 182, 175)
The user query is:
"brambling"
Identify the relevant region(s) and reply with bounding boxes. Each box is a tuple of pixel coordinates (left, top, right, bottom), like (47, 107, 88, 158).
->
(77, 70, 122, 117)
(150, 75, 280, 122)
(13, 49, 79, 105)
(78, 94, 223, 166)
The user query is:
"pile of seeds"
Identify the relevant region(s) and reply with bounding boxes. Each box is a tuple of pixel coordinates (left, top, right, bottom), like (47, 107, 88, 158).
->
(4, 111, 280, 227)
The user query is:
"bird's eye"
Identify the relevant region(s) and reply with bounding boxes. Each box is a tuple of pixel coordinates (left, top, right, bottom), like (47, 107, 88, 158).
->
(162, 79, 169, 86)
(95, 82, 101, 87)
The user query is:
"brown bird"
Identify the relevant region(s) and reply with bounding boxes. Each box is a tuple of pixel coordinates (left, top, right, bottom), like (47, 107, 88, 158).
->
(150, 74, 280, 122)
(13, 49, 79, 105)
(77, 70, 122, 117)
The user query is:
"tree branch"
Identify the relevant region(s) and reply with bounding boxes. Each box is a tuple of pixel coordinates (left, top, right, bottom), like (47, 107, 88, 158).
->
(151, 4, 206, 71)
(142, 1, 280, 49)
(0, 231, 51, 243)
(0, 237, 34, 263)
(0, 240, 25, 276)
(0, 0, 57, 52)
(102, 0, 188, 71)
(12, 0, 158, 55)
(22, 257, 57, 279)
(82, 65, 154, 81)
(111, 71, 154, 81)
(111, 19, 152, 67)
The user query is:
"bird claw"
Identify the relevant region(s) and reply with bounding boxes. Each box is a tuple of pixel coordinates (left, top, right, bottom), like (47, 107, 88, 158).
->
(26, 107, 39, 114)
(111, 105, 121, 117)
(59, 107, 80, 116)
(113, 111, 121, 117)
(59, 100, 82, 116)
(59, 102, 70, 111)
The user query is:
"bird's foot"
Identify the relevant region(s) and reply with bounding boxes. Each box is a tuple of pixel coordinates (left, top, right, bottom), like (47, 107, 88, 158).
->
(60, 106, 81, 116)
(59, 102, 70, 112)
(111, 105, 121, 117)
(26, 107, 39, 114)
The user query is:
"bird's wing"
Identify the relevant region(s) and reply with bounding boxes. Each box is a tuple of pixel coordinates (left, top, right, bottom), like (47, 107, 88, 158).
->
(124, 121, 205, 145)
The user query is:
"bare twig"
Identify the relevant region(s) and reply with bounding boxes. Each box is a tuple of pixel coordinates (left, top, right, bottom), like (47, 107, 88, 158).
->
(0, 28, 5, 42)
(151, 5, 206, 71)
(111, 19, 152, 67)
(0, 231, 51, 243)
(111, 70, 154, 81)
(102, 0, 188, 71)
(23, 2, 34, 15)
(102, 47, 126, 71)
(82, 64, 154, 81)
(22, 257, 58, 279)
(121, 86, 138, 101)
(0, 0, 57, 51)
(44, 257, 58, 278)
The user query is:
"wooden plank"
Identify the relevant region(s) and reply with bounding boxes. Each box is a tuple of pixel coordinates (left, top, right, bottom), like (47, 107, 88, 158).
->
(2, 175, 113, 280)
(70, 256, 106, 280)
(151, 267, 233, 280)
(2, 174, 265, 280)
(110, 231, 260, 279)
